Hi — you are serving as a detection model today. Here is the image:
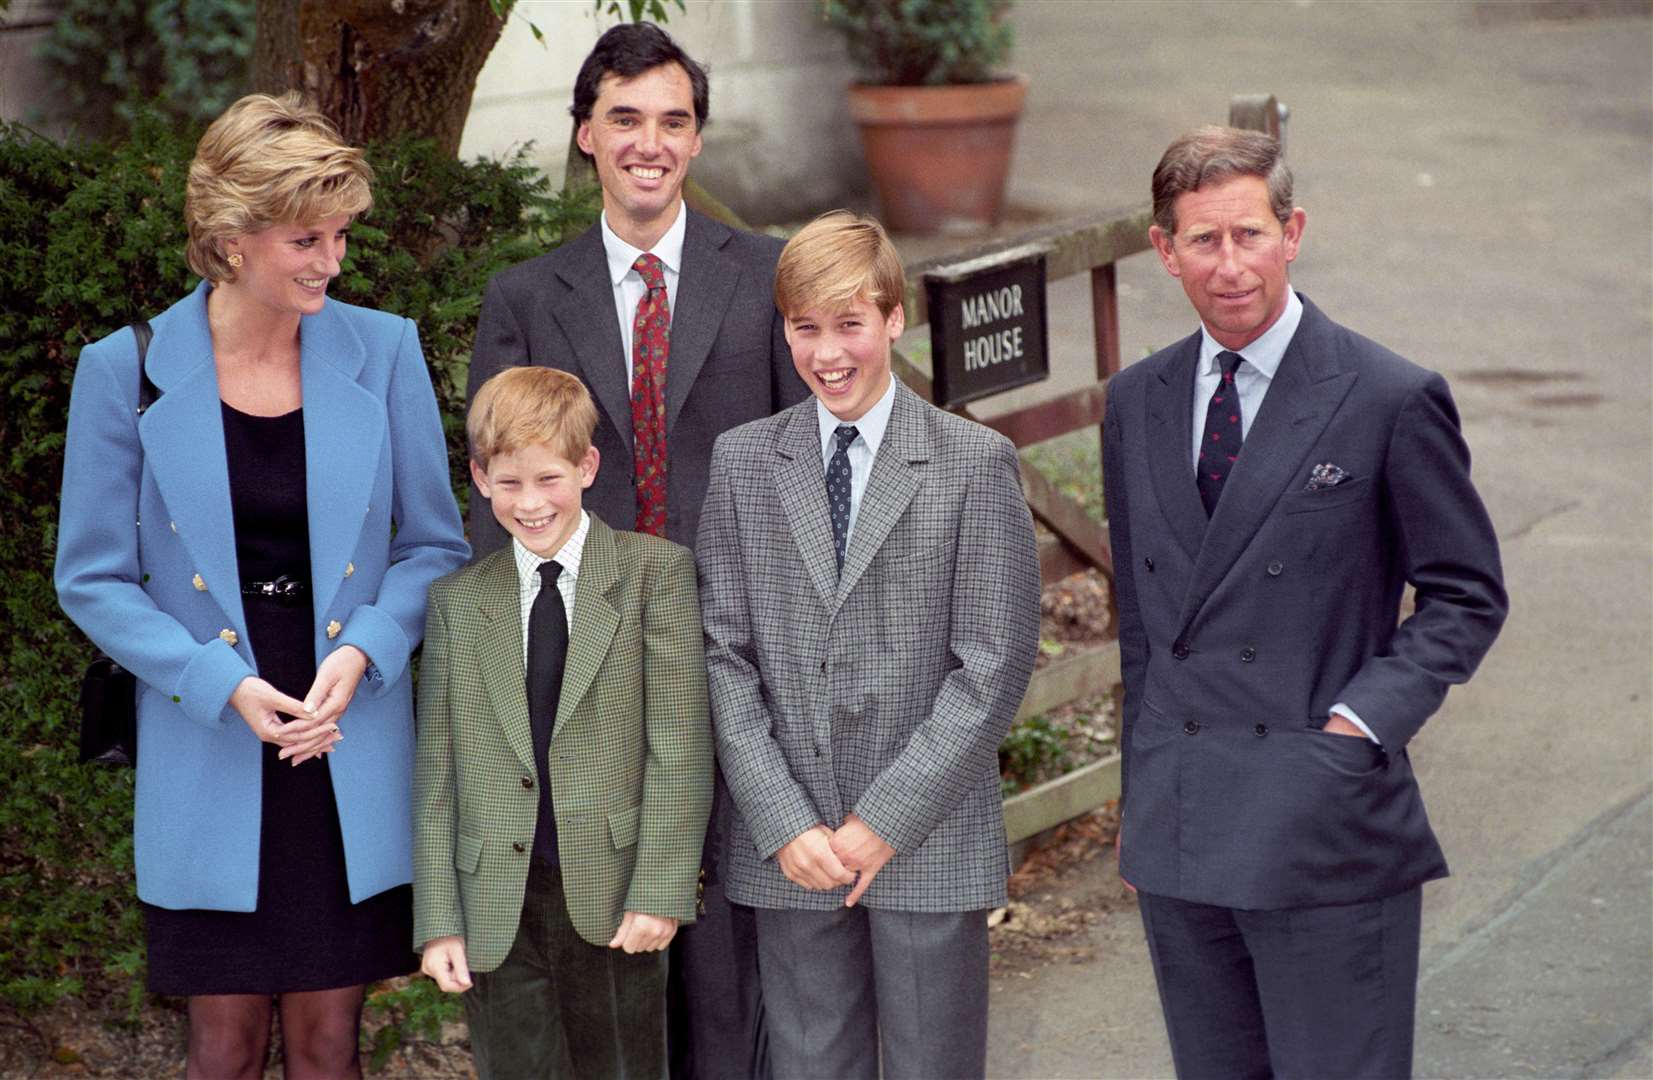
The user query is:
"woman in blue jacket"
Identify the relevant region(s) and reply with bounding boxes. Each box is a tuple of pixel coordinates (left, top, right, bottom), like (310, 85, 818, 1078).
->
(55, 93, 468, 1078)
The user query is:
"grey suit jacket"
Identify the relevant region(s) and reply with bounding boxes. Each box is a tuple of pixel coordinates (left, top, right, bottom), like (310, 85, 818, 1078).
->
(467, 209, 808, 553)
(1104, 294, 1508, 911)
(697, 381, 1042, 912)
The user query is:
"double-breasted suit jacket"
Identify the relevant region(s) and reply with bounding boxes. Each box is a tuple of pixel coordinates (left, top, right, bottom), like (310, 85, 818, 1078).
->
(413, 514, 713, 971)
(697, 381, 1042, 912)
(1103, 294, 1508, 911)
(466, 209, 809, 555)
(55, 281, 470, 911)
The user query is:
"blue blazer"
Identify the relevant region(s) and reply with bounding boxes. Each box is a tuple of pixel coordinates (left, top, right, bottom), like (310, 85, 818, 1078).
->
(1103, 294, 1507, 911)
(56, 281, 469, 911)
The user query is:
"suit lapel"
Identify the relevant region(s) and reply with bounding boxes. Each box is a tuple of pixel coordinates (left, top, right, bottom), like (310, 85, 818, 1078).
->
(140, 285, 244, 636)
(299, 300, 382, 623)
(772, 403, 840, 610)
(550, 226, 633, 455)
(836, 382, 927, 604)
(1144, 332, 1207, 566)
(556, 515, 620, 740)
(666, 210, 738, 434)
(1177, 298, 1358, 631)
(475, 551, 538, 776)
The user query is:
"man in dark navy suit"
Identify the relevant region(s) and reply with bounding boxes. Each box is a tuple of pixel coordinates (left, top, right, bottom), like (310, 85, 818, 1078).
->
(1103, 126, 1507, 1078)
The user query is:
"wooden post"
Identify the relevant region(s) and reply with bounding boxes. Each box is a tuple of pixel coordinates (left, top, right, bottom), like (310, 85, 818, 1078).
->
(1229, 93, 1287, 152)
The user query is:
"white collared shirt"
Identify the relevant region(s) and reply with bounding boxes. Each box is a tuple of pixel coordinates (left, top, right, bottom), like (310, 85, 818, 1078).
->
(512, 511, 590, 666)
(1188, 288, 1303, 471)
(815, 375, 897, 547)
(600, 204, 686, 385)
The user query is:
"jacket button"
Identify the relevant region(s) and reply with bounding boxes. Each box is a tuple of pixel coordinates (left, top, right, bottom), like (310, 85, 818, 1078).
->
(192, 573, 207, 591)
(820, 661, 828, 674)
(1172, 641, 1190, 660)
(512, 841, 525, 853)
(344, 561, 355, 578)
(1144, 557, 1155, 572)
(1267, 561, 1284, 576)
(218, 628, 238, 646)
(1254, 723, 1268, 737)
(1240, 647, 1256, 662)
(521, 776, 533, 789)
(326, 619, 342, 640)
(1183, 720, 1200, 735)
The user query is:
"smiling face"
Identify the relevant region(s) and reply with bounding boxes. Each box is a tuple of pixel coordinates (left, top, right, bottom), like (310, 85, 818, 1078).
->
(1149, 175, 1306, 351)
(471, 440, 600, 559)
(576, 62, 703, 250)
(222, 212, 354, 318)
(785, 295, 904, 422)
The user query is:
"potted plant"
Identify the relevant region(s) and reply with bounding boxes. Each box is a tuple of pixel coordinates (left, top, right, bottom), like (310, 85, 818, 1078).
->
(822, 0, 1023, 233)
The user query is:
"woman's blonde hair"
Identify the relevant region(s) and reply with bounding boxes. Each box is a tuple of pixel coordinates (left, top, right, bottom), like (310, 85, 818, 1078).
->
(185, 92, 374, 283)
(774, 210, 906, 319)
(468, 367, 599, 470)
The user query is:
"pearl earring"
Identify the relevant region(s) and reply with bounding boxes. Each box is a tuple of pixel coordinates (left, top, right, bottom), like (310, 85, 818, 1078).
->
(227, 252, 244, 269)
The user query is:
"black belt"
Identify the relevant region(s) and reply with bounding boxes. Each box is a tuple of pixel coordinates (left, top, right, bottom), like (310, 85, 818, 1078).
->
(241, 575, 308, 603)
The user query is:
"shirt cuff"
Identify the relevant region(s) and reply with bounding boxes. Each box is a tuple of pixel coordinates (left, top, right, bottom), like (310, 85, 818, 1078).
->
(1330, 703, 1380, 745)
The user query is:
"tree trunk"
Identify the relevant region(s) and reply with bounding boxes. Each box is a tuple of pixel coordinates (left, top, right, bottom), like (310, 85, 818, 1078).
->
(252, 0, 505, 158)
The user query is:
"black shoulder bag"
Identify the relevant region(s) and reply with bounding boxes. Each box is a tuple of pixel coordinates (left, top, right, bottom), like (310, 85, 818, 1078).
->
(78, 321, 158, 768)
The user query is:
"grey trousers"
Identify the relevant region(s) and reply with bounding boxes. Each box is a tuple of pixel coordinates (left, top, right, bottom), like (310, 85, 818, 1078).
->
(754, 905, 989, 1080)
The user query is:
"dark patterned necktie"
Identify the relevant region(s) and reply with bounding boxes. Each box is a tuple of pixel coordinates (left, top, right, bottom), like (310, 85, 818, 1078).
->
(826, 424, 859, 574)
(525, 560, 566, 863)
(1197, 350, 1246, 516)
(630, 253, 669, 536)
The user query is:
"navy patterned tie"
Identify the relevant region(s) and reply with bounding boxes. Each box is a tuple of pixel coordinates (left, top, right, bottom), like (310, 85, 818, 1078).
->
(826, 424, 859, 574)
(1197, 351, 1246, 516)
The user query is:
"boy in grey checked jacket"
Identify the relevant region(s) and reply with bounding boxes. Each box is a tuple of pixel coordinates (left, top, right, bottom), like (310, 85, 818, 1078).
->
(695, 212, 1041, 1080)
(415, 367, 712, 1079)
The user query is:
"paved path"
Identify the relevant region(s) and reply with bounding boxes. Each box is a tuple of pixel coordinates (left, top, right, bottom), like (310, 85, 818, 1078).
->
(893, 3, 1653, 1076)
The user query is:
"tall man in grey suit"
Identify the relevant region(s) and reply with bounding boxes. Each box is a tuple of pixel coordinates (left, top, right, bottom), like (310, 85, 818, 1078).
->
(698, 212, 1041, 1080)
(466, 24, 807, 1079)
(1104, 126, 1508, 1078)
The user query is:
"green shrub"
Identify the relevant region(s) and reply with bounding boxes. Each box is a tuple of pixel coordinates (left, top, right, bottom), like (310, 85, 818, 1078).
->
(821, 0, 1014, 86)
(0, 114, 596, 1025)
(34, 0, 256, 137)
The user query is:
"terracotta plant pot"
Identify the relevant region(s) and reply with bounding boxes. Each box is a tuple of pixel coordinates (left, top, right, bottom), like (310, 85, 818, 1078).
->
(847, 75, 1028, 233)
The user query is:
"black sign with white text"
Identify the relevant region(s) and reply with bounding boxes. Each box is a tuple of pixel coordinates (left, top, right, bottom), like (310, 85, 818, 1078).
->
(924, 248, 1049, 409)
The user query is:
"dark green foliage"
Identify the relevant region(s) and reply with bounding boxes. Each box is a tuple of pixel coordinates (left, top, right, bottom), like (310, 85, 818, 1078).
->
(363, 977, 462, 1071)
(999, 714, 1073, 796)
(34, 0, 255, 137)
(821, 0, 1014, 86)
(0, 115, 596, 1023)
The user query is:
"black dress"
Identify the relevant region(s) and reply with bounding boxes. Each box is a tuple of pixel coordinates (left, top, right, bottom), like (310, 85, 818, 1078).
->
(142, 403, 415, 996)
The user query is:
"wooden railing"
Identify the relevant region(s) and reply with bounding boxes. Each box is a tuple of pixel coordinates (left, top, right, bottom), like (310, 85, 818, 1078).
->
(890, 204, 1153, 781)
(894, 94, 1289, 844)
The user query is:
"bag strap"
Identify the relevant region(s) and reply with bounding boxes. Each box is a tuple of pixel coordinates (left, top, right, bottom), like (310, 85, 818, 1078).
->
(132, 320, 159, 414)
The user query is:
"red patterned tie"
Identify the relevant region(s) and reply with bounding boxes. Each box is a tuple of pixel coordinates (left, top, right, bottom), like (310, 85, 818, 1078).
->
(630, 253, 669, 536)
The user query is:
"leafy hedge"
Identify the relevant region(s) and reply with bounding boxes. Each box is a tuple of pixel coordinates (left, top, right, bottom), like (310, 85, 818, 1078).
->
(0, 113, 596, 1021)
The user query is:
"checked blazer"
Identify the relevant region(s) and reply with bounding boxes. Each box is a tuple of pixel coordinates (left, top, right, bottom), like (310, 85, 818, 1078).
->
(697, 380, 1042, 912)
(413, 514, 713, 970)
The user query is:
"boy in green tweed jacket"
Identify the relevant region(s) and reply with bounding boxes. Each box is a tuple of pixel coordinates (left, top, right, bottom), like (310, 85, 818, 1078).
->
(414, 366, 713, 1079)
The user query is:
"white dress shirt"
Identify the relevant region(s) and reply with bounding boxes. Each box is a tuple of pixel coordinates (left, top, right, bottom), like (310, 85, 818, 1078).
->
(512, 510, 590, 666)
(1189, 289, 1303, 470)
(601, 204, 686, 386)
(1189, 291, 1376, 744)
(815, 375, 897, 547)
